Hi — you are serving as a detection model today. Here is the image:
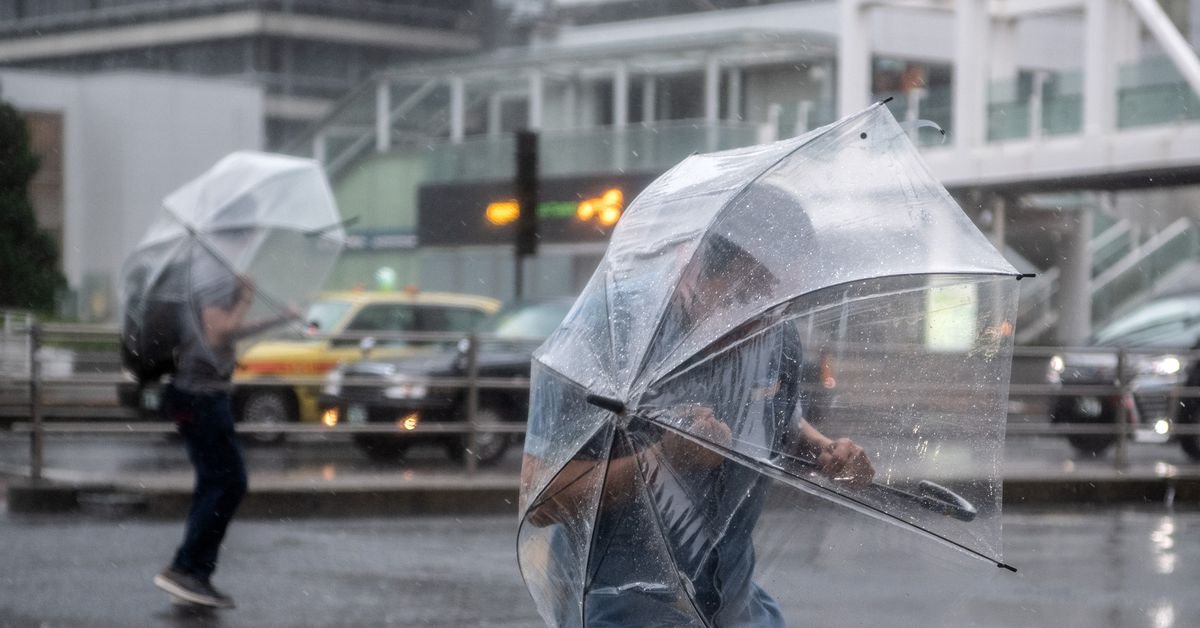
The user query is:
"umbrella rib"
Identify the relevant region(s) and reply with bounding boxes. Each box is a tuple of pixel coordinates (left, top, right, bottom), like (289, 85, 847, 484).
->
(621, 428, 716, 628)
(167, 216, 296, 318)
(522, 360, 618, 515)
(626, 103, 886, 390)
(644, 414, 1011, 571)
(580, 430, 636, 626)
(641, 270, 1022, 391)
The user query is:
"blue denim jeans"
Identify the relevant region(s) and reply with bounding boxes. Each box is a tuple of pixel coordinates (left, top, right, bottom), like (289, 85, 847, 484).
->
(163, 385, 247, 580)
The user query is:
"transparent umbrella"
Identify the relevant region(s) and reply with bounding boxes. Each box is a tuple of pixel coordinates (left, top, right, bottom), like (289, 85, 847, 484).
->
(518, 103, 1023, 627)
(120, 151, 346, 375)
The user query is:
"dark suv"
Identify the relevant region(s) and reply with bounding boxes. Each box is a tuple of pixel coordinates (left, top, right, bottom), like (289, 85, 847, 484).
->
(1048, 290, 1200, 460)
(319, 299, 574, 464)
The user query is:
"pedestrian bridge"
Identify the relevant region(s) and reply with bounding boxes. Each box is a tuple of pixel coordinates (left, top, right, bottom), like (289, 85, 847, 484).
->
(282, 0, 1200, 344)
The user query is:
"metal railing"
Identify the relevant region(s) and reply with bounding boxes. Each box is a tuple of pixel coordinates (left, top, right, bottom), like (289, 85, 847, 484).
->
(4, 321, 1200, 482)
(0, 322, 541, 479)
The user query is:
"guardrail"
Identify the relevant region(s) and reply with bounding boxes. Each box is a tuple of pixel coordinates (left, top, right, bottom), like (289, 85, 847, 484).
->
(3, 322, 1200, 481)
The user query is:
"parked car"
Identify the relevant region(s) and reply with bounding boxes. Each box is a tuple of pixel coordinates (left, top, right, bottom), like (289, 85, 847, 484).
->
(118, 289, 500, 441)
(1047, 290, 1200, 459)
(319, 298, 574, 464)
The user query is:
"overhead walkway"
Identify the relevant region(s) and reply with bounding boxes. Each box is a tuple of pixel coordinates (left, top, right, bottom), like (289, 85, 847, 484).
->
(282, 0, 1200, 341)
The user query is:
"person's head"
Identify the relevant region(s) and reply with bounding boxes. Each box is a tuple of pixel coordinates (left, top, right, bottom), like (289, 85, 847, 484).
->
(680, 234, 778, 310)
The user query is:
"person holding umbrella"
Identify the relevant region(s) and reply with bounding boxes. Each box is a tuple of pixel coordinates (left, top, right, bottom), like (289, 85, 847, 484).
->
(122, 152, 347, 609)
(518, 103, 1023, 628)
(523, 228, 875, 627)
(153, 251, 300, 609)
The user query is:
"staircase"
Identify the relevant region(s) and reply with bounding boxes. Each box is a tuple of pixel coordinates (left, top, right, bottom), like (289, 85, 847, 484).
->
(1015, 216, 1200, 344)
(281, 77, 460, 177)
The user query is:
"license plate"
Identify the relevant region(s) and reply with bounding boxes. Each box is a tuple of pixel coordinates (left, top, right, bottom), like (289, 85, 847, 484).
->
(142, 388, 161, 411)
(347, 404, 367, 425)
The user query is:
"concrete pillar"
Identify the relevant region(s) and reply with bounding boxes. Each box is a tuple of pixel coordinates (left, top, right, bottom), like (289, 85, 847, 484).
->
(375, 80, 391, 152)
(990, 194, 1007, 252)
(1057, 207, 1094, 346)
(641, 76, 656, 123)
(613, 64, 629, 170)
(726, 67, 743, 121)
(450, 76, 465, 143)
(1030, 71, 1048, 140)
(838, 0, 870, 118)
(819, 59, 836, 107)
(1084, 0, 1115, 137)
(704, 56, 720, 123)
(528, 71, 544, 130)
(313, 133, 327, 163)
(953, 0, 988, 149)
(796, 101, 813, 134)
(613, 64, 629, 129)
(704, 56, 720, 150)
(487, 93, 503, 138)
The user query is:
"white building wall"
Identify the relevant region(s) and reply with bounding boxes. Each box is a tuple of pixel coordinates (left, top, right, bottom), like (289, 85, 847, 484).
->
(0, 70, 263, 320)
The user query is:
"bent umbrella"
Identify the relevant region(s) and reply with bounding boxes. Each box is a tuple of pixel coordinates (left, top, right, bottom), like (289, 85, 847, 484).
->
(518, 103, 1022, 627)
(121, 151, 346, 373)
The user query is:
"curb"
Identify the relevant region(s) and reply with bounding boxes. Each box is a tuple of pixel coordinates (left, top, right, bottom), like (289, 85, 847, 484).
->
(1004, 476, 1200, 506)
(4, 477, 522, 518)
(7, 476, 1200, 517)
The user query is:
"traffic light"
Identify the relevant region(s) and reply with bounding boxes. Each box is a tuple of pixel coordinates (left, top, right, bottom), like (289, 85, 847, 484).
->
(515, 129, 539, 257)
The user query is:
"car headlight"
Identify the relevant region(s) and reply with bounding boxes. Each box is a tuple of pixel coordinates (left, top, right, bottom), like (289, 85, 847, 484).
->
(1138, 355, 1184, 377)
(322, 370, 342, 396)
(384, 374, 428, 400)
(1047, 354, 1065, 384)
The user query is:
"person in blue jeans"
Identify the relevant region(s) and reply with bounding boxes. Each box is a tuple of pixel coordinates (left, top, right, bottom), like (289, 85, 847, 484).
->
(153, 262, 296, 609)
(524, 235, 874, 627)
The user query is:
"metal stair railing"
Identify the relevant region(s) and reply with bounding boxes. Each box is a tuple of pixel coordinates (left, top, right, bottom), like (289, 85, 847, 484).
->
(323, 79, 445, 176)
(1091, 217, 1198, 325)
(1014, 217, 1149, 344)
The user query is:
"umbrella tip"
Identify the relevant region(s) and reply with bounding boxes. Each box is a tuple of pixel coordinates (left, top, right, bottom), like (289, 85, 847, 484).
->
(1016, 273, 1038, 281)
(585, 394, 626, 415)
(996, 562, 1018, 573)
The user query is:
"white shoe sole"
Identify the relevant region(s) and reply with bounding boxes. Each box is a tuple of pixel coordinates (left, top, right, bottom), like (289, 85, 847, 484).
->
(153, 574, 224, 608)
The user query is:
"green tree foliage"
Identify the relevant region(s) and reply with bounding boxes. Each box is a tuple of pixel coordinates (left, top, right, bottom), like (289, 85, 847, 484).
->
(0, 99, 64, 312)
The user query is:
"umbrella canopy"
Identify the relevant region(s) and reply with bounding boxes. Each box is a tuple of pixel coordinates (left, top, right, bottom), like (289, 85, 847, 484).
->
(121, 151, 345, 369)
(518, 103, 1022, 627)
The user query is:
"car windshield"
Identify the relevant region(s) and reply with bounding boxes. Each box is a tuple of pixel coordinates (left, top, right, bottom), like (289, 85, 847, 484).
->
(478, 301, 572, 340)
(304, 299, 353, 335)
(1091, 295, 1200, 347)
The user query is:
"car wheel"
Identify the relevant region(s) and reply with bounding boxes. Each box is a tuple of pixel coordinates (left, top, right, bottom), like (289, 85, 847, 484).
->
(1051, 396, 1117, 458)
(353, 435, 410, 463)
(445, 405, 511, 466)
(239, 390, 293, 445)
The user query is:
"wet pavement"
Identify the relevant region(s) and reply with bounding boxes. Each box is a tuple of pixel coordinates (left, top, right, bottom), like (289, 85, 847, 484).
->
(0, 504, 1197, 627)
(1, 430, 1199, 626)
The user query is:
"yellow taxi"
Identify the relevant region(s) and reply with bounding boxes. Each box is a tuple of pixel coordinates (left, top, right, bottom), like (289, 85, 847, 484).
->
(233, 289, 500, 438)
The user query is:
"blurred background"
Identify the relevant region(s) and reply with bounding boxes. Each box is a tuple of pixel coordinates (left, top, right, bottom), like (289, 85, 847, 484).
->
(3, 1, 1200, 626)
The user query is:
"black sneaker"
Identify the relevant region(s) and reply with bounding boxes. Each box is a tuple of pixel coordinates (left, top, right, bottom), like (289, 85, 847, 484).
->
(153, 568, 234, 608)
(204, 580, 237, 609)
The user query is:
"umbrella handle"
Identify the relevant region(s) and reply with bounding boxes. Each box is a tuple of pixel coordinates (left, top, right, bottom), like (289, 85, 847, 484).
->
(867, 480, 978, 523)
(788, 458, 977, 522)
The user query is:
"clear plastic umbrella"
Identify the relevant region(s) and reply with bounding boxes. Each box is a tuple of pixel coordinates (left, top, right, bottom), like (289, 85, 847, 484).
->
(121, 151, 345, 375)
(518, 103, 1023, 627)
